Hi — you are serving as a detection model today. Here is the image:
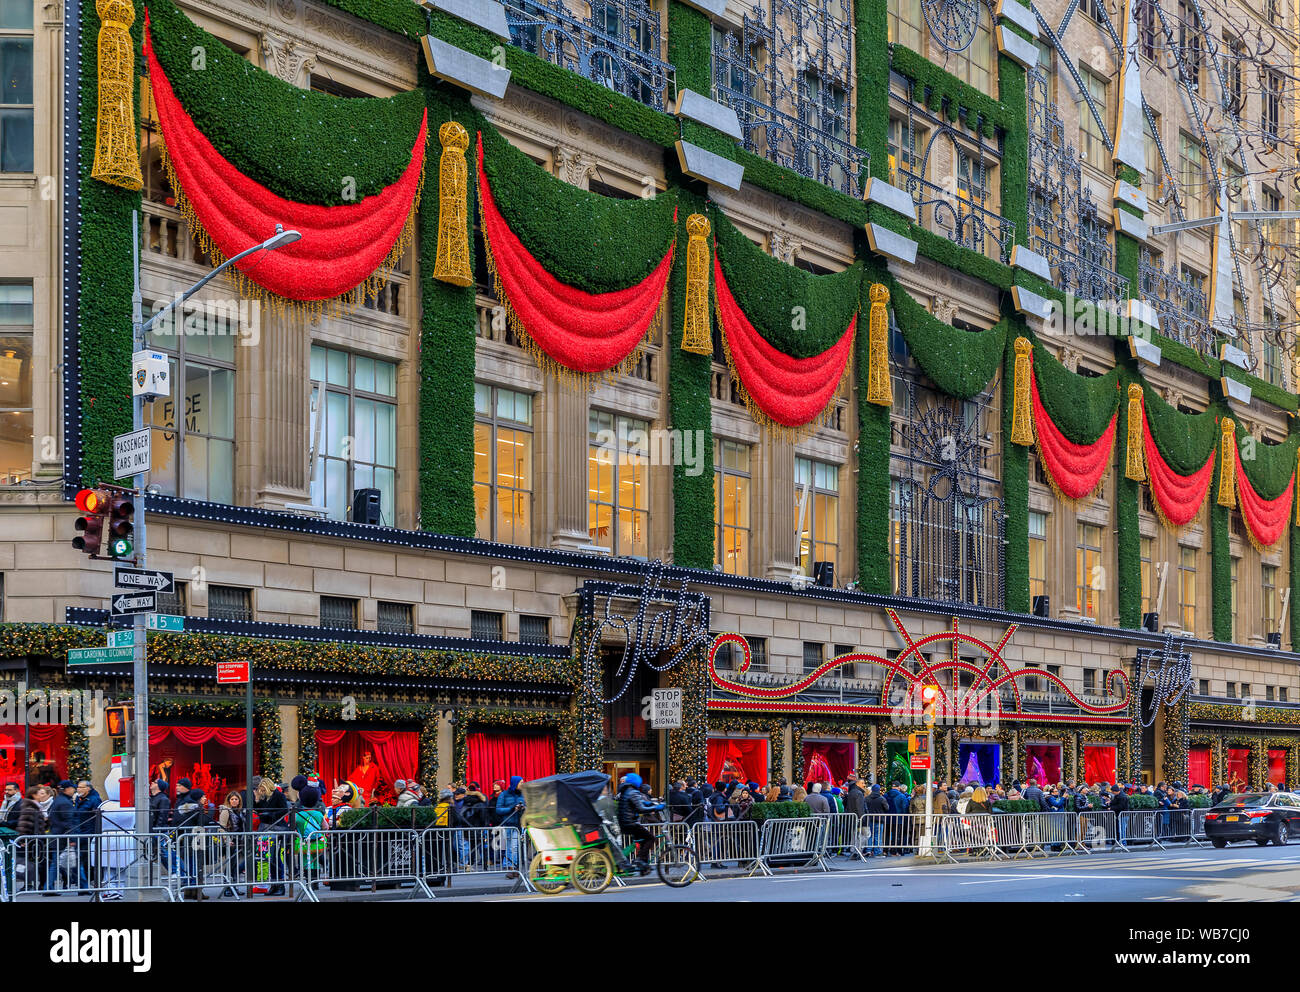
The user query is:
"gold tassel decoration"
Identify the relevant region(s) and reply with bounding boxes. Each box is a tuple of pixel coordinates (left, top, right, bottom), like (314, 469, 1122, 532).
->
(865, 283, 891, 406)
(681, 214, 712, 354)
(91, 0, 143, 190)
(1217, 417, 1237, 509)
(1010, 336, 1034, 446)
(1125, 383, 1146, 482)
(433, 121, 473, 287)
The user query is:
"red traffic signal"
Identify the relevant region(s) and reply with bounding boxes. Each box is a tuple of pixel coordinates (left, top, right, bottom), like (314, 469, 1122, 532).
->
(74, 488, 110, 514)
(72, 488, 112, 556)
(921, 684, 940, 727)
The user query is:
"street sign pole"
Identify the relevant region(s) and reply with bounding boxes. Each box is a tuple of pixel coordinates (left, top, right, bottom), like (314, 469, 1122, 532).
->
(923, 729, 934, 856)
(130, 210, 151, 850)
(245, 671, 253, 897)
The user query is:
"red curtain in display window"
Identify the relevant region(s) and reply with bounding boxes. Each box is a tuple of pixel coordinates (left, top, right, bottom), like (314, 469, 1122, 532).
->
(1188, 746, 1212, 789)
(801, 741, 854, 788)
(466, 730, 556, 788)
(1268, 749, 1287, 786)
(1025, 744, 1062, 786)
(0, 724, 68, 788)
(1083, 744, 1117, 785)
(315, 730, 419, 804)
(707, 738, 768, 788)
(147, 725, 255, 801)
(1226, 748, 1250, 787)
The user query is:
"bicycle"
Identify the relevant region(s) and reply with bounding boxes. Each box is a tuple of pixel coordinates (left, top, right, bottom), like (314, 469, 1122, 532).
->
(528, 824, 699, 894)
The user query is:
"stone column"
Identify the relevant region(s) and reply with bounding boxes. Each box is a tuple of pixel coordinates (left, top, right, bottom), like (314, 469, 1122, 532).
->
(763, 438, 799, 580)
(244, 309, 312, 509)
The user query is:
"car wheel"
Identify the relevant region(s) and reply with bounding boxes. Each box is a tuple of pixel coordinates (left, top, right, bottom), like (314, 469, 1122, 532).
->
(1211, 838, 1227, 848)
(1275, 822, 1289, 847)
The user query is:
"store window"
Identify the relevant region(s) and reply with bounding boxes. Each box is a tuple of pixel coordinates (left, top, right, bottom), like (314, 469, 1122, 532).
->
(1263, 564, 1279, 637)
(146, 318, 235, 504)
(1075, 523, 1103, 618)
(474, 383, 533, 545)
(1028, 511, 1047, 602)
(0, 283, 32, 483)
(714, 439, 751, 575)
(588, 410, 649, 557)
(0, 3, 33, 173)
(1178, 546, 1197, 634)
(310, 345, 397, 525)
(795, 457, 838, 576)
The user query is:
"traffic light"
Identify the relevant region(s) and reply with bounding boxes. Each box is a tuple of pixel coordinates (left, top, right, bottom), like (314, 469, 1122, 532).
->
(71, 488, 110, 556)
(921, 684, 940, 728)
(106, 493, 135, 559)
(105, 704, 133, 755)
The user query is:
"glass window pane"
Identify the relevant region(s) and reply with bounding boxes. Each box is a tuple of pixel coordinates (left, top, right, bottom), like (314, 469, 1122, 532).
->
(0, 333, 31, 407)
(0, 1, 34, 29)
(496, 388, 515, 421)
(208, 366, 234, 438)
(148, 426, 177, 494)
(181, 363, 208, 433)
(207, 323, 236, 364)
(354, 356, 375, 394)
(326, 348, 348, 387)
(515, 391, 533, 426)
(375, 467, 395, 525)
(325, 391, 348, 457)
(0, 109, 33, 172)
(208, 439, 234, 504)
(795, 457, 811, 488)
(0, 284, 32, 325)
(0, 408, 29, 482)
(352, 397, 376, 465)
(373, 360, 396, 398)
(325, 457, 348, 520)
(475, 382, 491, 416)
(182, 436, 208, 500)
(474, 422, 492, 486)
(310, 345, 326, 383)
(373, 400, 395, 467)
(0, 40, 33, 104)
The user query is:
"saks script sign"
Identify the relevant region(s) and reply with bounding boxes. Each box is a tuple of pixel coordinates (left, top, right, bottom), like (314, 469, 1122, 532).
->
(584, 560, 712, 705)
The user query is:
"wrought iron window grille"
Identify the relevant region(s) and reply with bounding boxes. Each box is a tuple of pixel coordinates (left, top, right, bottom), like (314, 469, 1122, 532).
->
(711, 0, 867, 196)
(1137, 248, 1218, 354)
(504, 0, 675, 111)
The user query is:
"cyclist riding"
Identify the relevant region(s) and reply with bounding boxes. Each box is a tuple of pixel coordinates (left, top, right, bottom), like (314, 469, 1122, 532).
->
(617, 773, 663, 875)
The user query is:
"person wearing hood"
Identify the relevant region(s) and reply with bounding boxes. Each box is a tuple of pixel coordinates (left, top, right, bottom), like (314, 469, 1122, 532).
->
(616, 773, 664, 874)
(494, 775, 526, 874)
(173, 785, 208, 828)
(396, 779, 422, 809)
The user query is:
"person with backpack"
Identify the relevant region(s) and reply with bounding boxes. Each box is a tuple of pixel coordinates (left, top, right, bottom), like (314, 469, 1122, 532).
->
(493, 776, 525, 875)
(294, 786, 327, 889)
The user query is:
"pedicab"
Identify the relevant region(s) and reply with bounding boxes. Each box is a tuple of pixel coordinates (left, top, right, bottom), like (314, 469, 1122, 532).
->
(521, 771, 698, 894)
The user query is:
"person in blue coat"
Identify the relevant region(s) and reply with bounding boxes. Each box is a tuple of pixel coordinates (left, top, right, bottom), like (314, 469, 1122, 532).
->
(494, 775, 526, 873)
(47, 781, 88, 892)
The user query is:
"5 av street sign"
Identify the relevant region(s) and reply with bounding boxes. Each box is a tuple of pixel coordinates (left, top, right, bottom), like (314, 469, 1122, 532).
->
(110, 592, 157, 617)
(114, 566, 174, 594)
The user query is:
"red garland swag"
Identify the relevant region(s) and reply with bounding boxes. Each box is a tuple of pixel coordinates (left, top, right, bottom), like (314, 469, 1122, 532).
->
(474, 133, 674, 375)
(1233, 446, 1295, 548)
(712, 255, 855, 428)
(1141, 406, 1214, 527)
(143, 12, 427, 302)
(1030, 367, 1116, 501)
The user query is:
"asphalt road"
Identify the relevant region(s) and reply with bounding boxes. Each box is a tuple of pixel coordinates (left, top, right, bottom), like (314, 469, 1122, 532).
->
(462, 844, 1300, 902)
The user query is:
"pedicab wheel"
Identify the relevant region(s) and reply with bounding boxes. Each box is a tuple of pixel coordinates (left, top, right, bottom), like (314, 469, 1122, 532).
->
(656, 844, 699, 888)
(528, 853, 568, 895)
(570, 848, 613, 894)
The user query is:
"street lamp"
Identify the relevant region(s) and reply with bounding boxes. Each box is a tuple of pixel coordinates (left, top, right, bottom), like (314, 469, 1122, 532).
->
(127, 213, 300, 846)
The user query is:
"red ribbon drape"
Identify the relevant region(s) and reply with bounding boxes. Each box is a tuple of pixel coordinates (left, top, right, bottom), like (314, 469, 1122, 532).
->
(1082, 744, 1117, 785)
(151, 726, 246, 747)
(713, 255, 855, 428)
(707, 738, 768, 788)
(1031, 368, 1117, 500)
(475, 134, 673, 375)
(1188, 746, 1212, 789)
(1268, 750, 1287, 785)
(142, 12, 427, 302)
(1233, 446, 1295, 548)
(316, 729, 418, 802)
(465, 730, 556, 788)
(1141, 406, 1216, 527)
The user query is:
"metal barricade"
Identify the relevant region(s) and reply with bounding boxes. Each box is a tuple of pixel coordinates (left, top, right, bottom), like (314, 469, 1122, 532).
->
(939, 813, 1005, 862)
(1077, 810, 1121, 851)
(1027, 811, 1085, 856)
(756, 817, 827, 874)
(161, 827, 318, 901)
(858, 813, 922, 856)
(0, 842, 7, 903)
(1191, 807, 1209, 840)
(990, 812, 1031, 857)
(417, 825, 534, 893)
(817, 813, 868, 865)
(1118, 810, 1157, 848)
(10, 832, 174, 901)
(314, 828, 433, 899)
(689, 820, 761, 878)
(1152, 808, 1202, 848)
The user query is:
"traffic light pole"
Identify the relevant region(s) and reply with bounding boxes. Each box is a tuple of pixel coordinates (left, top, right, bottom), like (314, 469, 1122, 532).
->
(130, 211, 151, 843)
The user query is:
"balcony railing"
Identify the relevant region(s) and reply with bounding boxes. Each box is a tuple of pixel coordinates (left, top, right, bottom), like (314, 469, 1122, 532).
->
(1138, 248, 1216, 354)
(1031, 234, 1129, 306)
(898, 168, 1015, 264)
(712, 82, 867, 197)
(504, 0, 674, 111)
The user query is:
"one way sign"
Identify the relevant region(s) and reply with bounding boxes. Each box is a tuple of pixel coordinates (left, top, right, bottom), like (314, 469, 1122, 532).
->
(110, 592, 157, 617)
(114, 566, 174, 594)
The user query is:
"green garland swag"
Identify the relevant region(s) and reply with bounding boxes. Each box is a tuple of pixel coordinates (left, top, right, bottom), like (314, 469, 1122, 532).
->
(889, 44, 1007, 137)
(67, 723, 91, 784)
(666, 642, 709, 783)
(1031, 338, 1120, 444)
(299, 701, 435, 786)
(0, 622, 580, 685)
(1236, 432, 1300, 501)
(151, 695, 282, 784)
(321, 0, 426, 38)
(891, 278, 1008, 399)
(419, 84, 479, 537)
(1222, 363, 1300, 413)
(998, 53, 1028, 243)
(710, 205, 863, 357)
(1002, 312, 1030, 613)
(1141, 383, 1218, 476)
(669, 186, 715, 570)
(147, 0, 427, 205)
(855, 0, 891, 167)
(1210, 393, 1232, 642)
(78, 1, 140, 486)
(453, 707, 577, 778)
(1115, 358, 1142, 628)
(478, 123, 678, 292)
(857, 252, 892, 594)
